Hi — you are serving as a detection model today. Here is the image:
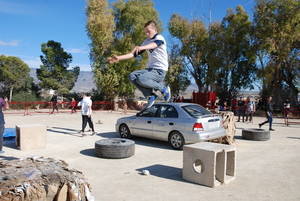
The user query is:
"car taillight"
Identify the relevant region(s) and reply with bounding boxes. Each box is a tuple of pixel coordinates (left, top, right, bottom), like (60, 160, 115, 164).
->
(193, 123, 204, 131)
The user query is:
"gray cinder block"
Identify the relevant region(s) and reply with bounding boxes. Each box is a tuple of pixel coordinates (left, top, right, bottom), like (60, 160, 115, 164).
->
(16, 124, 47, 151)
(183, 142, 236, 187)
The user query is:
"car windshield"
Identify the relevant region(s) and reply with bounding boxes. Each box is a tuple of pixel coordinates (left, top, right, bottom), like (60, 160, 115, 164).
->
(182, 104, 211, 117)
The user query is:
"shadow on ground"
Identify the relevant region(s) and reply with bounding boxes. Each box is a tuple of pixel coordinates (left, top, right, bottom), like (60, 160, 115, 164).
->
(47, 127, 82, 137)
(136, 164, 188, 183)
(287, 137, 300, 140)
(80, 148, 98, 158)
(97, 132, 173, 150)
(0, 155, 19, 161)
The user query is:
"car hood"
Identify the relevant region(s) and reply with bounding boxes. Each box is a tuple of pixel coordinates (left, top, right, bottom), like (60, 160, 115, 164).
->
(118, 115, 136, 121)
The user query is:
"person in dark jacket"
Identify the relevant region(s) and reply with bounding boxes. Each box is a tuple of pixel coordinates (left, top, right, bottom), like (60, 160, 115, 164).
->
(50, 94, 59, 114)
(259, 96, 275, 131)
(237, 97, 245, 122)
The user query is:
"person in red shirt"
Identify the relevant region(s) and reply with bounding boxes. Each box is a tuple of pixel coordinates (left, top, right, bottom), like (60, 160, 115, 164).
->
(70, 98, 77, 113)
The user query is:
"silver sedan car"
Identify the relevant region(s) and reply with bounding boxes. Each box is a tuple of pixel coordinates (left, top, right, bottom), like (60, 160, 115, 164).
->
(115, 103, 225, 149)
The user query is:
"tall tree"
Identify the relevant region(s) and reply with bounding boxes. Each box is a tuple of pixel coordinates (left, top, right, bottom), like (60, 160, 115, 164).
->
(86, 0, 161, 100)
(207, 6, 257, 100)
(253, 0, 300, 103)
(37, 40, 80, 95)
(0, 55, 31, 100)
(86, 0, 116, 100)
(165, 44, 190, 96)
(168, 14, 208, 92)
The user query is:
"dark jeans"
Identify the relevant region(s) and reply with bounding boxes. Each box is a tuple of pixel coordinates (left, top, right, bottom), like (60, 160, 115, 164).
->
(260, 113, 273, 129)
(245, 112, 253, 122)
(129, 68, 166, 97)
(237, 109, 245, 122)
(81, 115, 94, 132)
(0, 124, 4, 151)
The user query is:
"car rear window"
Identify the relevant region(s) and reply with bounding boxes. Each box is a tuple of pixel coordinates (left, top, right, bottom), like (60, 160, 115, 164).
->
(182, 104, 212, 117)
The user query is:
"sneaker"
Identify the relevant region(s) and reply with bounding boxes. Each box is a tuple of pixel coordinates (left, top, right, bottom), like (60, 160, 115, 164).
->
(0, 150, 5, 154)
(259, 124, 262, 128)
(269, 128, 275, 131)
(162, 86, 171, 102)
(91, 131, 96, 136)
(145, 95, 157, 109)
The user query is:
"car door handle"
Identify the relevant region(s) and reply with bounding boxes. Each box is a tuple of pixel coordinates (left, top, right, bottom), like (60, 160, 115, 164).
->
(169, 122, 174, 125)
(147, 121, 152, 124)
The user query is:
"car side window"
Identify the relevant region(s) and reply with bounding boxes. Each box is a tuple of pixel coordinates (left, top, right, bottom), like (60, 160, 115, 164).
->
(159, 106, 178, 118)
(139, 105, 159, 117)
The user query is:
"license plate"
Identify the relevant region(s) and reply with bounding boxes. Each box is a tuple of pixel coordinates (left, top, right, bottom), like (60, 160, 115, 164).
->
(209, 122, 219, 129)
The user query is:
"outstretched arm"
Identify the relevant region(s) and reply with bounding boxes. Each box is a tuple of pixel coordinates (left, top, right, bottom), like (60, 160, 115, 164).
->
(107, 42, 159, 64)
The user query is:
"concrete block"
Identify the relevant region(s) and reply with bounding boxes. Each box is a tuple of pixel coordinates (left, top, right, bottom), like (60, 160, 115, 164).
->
(16, 124, 47, 151)
(183, 142, 236, 187)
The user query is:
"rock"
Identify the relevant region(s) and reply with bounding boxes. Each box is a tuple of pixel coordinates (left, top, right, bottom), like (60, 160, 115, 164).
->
(0, 157, 94, 201)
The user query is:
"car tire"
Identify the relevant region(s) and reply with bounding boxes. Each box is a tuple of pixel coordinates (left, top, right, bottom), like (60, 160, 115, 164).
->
(119, 124, 133, 139)
(242, 129, 270, 141)
(95, 138, 135, 159)
(169, 131, 185, 150)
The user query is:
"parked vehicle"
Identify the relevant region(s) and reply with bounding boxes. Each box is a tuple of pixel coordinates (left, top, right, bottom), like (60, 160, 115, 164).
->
(115, 103, 225, 149)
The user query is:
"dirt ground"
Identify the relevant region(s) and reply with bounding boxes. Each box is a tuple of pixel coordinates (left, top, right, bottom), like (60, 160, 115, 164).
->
(1, 110, 300, 201)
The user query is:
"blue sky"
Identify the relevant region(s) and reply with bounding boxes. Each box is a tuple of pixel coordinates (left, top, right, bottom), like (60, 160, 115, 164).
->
(0, 0, 255, 71)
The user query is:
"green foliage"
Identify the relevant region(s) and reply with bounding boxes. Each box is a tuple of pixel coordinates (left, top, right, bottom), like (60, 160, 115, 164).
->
(169, 14, 208, 91)
(207, 6, 257, 100)
(169, 6, 256, 101)
(37, 40, 80, 95)
(86, 0, 161, 100)
(165, 44, 190, 96)
(0, 55, 31, 100)
(253, 0, 300, 103)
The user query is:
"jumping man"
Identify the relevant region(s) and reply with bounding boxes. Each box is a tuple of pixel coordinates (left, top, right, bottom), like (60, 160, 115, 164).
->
(108, 20, 171, 108)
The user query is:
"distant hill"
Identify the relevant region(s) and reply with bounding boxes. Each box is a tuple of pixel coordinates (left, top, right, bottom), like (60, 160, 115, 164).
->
(30, 68, 96, 92)
(30, 68, 198, 97)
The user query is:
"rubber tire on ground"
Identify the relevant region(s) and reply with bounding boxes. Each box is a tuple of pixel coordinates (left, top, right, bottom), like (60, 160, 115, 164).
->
(95, 138, 135, 159)
(242, 129, 270, 141)
(168, 131, 185, 150)
(119, 124, 133, 139)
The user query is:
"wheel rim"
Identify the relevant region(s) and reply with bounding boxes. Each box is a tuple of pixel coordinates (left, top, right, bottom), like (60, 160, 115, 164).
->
(171, 133, 182, 148)
(120, 126, 128, 138)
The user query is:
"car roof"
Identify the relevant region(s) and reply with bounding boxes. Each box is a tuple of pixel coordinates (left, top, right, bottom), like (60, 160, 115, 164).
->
(153, 102, 199, 107)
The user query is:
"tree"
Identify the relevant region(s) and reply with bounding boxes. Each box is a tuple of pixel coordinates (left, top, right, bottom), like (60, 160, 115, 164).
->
(207, 6, 257, 101)
(0, 55, 31, 100)
(168, 14, 208, 92)
(86, 0, 116, 100)
(165, 44, 190, 96)
(37, 40, 80, 95)
(253, 0, 300, 104)
(86, 0, 161, 100)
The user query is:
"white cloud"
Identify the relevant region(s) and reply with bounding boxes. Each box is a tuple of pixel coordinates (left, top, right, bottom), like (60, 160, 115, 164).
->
(67, 48, 88, 54)
(0, 40, 19, 46)
(23, 57, 42, 68)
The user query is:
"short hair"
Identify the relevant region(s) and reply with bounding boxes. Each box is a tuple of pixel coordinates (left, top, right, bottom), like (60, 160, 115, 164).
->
(144, 20, 157, 29)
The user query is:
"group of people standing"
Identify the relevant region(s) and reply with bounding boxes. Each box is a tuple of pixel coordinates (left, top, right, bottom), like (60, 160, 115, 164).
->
(234, 96, 275, 131)
(236, 96, 256, 123)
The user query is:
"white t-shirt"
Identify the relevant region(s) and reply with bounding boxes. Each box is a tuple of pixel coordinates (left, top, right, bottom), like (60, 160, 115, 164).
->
(78, 97, 92, 115)
(141, 33, 168, 71)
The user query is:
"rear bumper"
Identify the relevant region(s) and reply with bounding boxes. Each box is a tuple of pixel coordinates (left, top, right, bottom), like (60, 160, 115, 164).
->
(184, 128, 226, 144)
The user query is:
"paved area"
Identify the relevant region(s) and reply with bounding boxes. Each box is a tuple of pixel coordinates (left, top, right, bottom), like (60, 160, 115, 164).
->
(2, 111, 300, 201)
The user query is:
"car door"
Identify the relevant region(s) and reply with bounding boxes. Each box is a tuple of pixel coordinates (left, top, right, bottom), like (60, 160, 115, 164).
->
(151, 105, 179, 141)
(131, 105, 159, 138)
